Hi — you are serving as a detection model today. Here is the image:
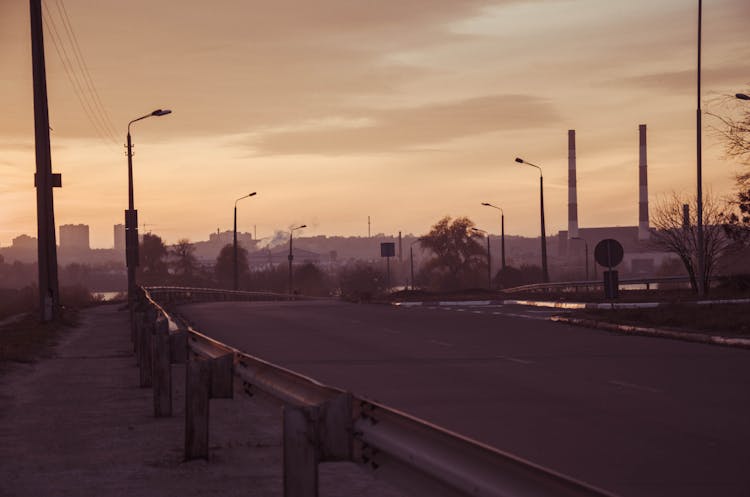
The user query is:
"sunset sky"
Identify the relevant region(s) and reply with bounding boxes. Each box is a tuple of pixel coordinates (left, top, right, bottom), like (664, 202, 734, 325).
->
(1, 0, 748, 248)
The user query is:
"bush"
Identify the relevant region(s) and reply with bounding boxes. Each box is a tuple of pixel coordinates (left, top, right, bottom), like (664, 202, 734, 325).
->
(338, 262, 386, 301)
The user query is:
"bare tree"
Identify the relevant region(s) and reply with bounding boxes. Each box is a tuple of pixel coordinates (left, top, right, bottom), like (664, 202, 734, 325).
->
(650, 192, 733, 294)
(709, 89, 750, 235)
(170, 239, 198, 283)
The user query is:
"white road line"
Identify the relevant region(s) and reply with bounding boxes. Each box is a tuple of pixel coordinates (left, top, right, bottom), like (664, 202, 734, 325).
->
(495, 355, 535, 365)
(471, 311, 484, 315)
(428, 339, 453, 347)
(608, 380, 662, 394)
(492, 312, 503, 315)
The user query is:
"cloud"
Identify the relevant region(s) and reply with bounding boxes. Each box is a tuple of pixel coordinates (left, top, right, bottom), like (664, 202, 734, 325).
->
(249, 94, 559, 155)
(603, 65, 750, 94)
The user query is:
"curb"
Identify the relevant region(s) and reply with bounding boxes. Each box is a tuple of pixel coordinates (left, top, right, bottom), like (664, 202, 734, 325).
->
(393, 297, 750, 310)
(550, 315, 750, 349)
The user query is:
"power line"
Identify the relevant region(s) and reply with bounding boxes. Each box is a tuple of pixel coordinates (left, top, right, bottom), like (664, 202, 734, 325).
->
(52, 0, 119, 140)
(41, 0, 119, 150)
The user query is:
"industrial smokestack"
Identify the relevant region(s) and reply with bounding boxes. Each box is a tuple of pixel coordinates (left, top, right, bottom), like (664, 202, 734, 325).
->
(568, 129, 579, 239)
(638, 124, 649, 240)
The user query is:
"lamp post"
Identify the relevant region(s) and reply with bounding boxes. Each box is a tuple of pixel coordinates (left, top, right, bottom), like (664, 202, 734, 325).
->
(471, 227, 492, 290)
(409, 239, 421, 290)
(515, 157, 548, 282)
(571, 237, 589, 280)
(288, 224, 306, 295)
(233, 192, 257, 290)
(481, 202, 506, 270)
(125, 108, 171, 308)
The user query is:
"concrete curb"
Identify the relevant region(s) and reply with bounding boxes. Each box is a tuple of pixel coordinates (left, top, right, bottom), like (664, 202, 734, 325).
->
(393, 297, 750, 310)
(550, 315, 750, 349)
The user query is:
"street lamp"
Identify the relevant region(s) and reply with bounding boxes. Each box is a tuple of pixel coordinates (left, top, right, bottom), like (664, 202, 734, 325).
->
(233, 192, 257, 290)
(288, 224, 306, 295)
(571, 237, 589, 280)
(695, 0, 706, 297)
(481, 202, 506, 270)
(125, 108, 172, 308)
(471, 227, 492, 290)
(515, 157, 548, 282)
(409, 239, 421, 291)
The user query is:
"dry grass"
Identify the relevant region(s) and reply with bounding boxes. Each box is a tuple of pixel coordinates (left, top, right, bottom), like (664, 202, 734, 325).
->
(0, 310, 79, 373)
(573, 303, 750, 336)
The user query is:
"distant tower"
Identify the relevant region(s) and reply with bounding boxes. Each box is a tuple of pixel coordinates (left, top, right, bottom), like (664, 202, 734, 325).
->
(114, 224, 125, 251)
(638, 124, 650, 240)
(568, 129, 579, 239)
(59, 224, 90, 250)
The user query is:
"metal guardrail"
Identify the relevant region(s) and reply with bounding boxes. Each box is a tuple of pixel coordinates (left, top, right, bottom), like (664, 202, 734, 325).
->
(132, 286, 616, 497)
(145, 285, 328, 303)
(503, 275, 695, 294)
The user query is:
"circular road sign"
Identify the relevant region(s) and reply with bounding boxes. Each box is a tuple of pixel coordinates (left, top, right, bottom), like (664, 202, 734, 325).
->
(594, 239, 624, 268)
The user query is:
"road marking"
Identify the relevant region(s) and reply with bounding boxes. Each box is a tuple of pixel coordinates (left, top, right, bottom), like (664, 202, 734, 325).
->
(471, 311, 484, 315)
(608, 380, 662, 394)
(428, 339, 453, 347)
(492, 312, 503, 315)
(495, 355, 535, 365)
(455, 309, 466, 312)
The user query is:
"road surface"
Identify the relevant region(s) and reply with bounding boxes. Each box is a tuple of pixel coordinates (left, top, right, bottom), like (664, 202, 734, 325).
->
(178, 300, 750, 497)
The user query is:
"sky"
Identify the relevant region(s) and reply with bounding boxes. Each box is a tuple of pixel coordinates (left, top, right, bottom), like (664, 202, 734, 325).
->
(1, 0, 748, 248)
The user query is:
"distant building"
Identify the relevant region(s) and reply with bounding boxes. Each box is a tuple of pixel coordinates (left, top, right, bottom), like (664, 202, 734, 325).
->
(59, 224, 90, 250)
(12, 234, 37, 250)
(114, 224, 125, 252)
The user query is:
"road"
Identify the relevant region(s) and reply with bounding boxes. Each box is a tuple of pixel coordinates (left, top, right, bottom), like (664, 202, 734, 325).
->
(178, 300, 750, 497)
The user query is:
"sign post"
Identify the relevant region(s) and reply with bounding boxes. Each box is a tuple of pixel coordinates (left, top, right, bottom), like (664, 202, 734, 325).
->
(594, 239, 624, 299)
(380, 242, 395, 291)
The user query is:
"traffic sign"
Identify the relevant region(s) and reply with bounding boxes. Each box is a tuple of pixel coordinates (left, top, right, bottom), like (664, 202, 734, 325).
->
(594, 239, 624, 268)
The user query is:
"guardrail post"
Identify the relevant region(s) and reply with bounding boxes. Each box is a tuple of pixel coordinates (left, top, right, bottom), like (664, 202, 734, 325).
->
(152, 316, 171, 417)
(284, 404, 320, 497)
(139, 307, 155, 388)
(133, 309, 144, 356)
(185, 357, 211, 460)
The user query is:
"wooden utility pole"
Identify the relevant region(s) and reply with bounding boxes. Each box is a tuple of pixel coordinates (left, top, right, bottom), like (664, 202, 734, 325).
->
(30, 0, 61, 321)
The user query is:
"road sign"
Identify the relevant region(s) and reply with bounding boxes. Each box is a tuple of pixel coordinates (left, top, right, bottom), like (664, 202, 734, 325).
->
(381, 242, 395, 258)
(594, 239, 624, 268)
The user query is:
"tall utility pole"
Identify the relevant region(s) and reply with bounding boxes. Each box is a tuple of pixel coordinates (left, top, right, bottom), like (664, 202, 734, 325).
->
(30, 0, 60, 321)
(368, 216, 371, 238)
(695, 0, 705, 297)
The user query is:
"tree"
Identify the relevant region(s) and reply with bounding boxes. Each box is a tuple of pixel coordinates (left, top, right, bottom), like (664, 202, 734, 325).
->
(215, 243, 248, 289)
(418, 216, 486, 291)
(170, 239, 198, 284)
(138, 233, 168, 285)
(710, 90, 750, 236)
(650, 192, 733, 294)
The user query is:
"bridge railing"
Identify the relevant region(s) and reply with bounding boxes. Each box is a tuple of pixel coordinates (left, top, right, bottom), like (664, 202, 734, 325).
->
(132, 285, 615, 497)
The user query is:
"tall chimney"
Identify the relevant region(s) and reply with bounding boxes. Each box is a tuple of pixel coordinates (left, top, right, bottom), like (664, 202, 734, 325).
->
(638, 124, 650, 240)
(568, 129, 579, 239)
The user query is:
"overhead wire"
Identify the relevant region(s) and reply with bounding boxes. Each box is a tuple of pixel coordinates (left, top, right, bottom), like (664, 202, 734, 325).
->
(52, 0, 120, 141)
(41, 0, 120, 152)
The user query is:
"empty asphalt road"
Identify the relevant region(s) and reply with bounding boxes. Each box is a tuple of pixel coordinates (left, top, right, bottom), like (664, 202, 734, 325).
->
(178, 300, 750, 497)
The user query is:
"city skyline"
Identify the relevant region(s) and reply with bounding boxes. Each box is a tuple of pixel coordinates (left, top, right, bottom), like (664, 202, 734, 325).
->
(1, 0, 748, 248)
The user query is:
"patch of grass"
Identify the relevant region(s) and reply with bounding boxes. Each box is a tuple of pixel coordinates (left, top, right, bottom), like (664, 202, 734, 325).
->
(572, 304, 750, 336)
(0, 309, 79, 373)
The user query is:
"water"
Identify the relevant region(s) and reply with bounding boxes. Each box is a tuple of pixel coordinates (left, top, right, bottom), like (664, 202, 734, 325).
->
(92, 291, 125, 301)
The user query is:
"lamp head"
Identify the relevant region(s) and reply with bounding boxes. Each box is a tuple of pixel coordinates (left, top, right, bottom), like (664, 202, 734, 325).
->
(481, 202, 491, 206)
(736, 93, 750, 101)
(151, 109, 172, 116)
(248, 192, 257, 197)
(514, 157, 524, 164)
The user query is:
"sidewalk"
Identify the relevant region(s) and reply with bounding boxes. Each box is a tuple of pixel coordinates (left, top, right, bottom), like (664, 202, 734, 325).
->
(0, 304, 403, 497)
